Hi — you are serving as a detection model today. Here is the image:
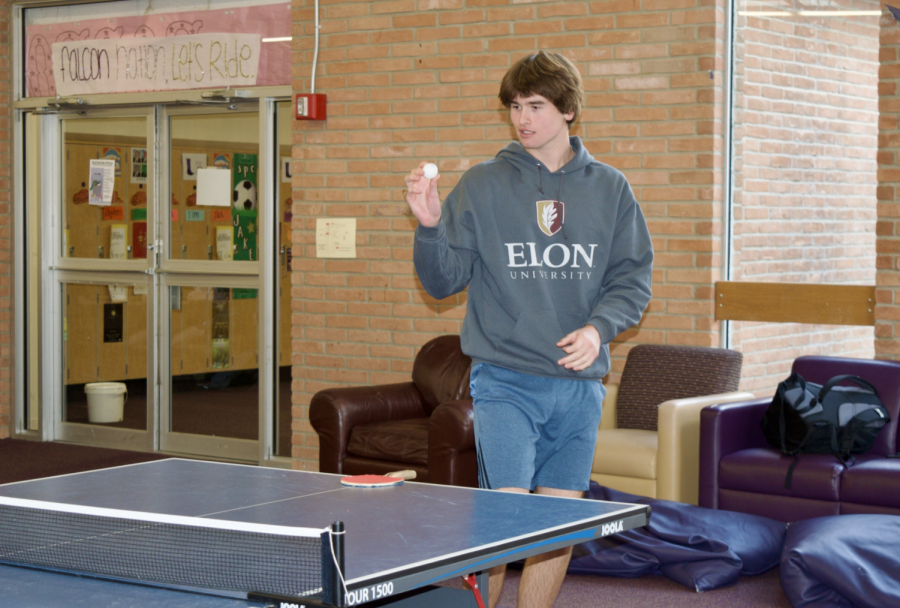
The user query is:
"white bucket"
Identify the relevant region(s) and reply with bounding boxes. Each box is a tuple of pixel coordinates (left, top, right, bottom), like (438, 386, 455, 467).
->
(84, 382, 128, 423)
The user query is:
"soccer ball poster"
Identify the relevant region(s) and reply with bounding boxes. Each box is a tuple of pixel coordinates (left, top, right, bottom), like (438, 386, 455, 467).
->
(232, 153, 258, 262)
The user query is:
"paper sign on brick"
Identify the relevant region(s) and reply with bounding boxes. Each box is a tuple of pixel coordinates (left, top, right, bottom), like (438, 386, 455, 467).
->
(52, 33, 261, 96)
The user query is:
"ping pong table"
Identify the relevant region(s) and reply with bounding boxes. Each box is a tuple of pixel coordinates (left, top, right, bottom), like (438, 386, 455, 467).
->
(0, 459, 649, 607)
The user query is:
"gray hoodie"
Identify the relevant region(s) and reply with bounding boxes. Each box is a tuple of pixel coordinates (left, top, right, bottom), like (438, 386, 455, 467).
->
(414, 137, 653, 381)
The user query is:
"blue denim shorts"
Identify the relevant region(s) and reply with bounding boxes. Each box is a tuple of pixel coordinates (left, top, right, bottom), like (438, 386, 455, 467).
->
(469, 362, 605, 492)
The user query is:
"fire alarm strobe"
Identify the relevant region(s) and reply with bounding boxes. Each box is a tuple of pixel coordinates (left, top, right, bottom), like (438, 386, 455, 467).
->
(295, 93, 326, 121)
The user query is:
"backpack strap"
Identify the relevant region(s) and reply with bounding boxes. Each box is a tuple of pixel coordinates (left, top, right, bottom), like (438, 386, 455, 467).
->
(817, 375, 878, 404)
(838, 407, 890, 456)
(783, 425, 815, 489)
(777, 372, 807, 453)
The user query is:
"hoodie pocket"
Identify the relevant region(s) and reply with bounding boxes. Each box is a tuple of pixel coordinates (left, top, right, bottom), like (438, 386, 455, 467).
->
(498, 310, 585, 374)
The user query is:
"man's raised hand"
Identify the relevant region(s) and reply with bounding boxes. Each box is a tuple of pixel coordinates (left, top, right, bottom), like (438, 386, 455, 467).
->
(405, 162, 442, 228)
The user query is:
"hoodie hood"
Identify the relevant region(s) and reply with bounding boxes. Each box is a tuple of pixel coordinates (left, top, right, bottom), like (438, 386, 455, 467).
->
(496, 136, 595, 176)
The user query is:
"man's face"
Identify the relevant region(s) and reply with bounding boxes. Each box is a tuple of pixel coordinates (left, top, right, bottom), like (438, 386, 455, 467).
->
(509, 93, 574, 154)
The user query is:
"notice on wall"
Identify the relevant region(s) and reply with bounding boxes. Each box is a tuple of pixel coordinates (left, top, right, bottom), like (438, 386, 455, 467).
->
(131, 148, 148, 184)
(108, 285, 128, 303)
(281, 157, 292, 182)
(316, 218, 356, 258)
(103, 148, 122, 178)
(216, 226, 233, 261)
(132, 222, 148, 259)
(182, 153, 207, 180)
(197, 168, 231, 207)
(110, 224, 127, 259)
(88, 159, 116, 206)
(103, 303, 124, 343)
(51, 33, 262, 97)
(103, 206, 125, 221)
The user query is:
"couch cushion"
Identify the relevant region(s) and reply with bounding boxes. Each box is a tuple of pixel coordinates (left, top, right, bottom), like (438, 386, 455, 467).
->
(347, 418, 429, 466)
(719, 448, 843, 502)
(593, 429, 657, 480)
(840, 457, 900, 509)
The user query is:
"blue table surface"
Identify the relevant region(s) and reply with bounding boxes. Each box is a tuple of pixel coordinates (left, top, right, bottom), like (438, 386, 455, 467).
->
(0, 459, 642, 585)
(0, 563, 267, 607)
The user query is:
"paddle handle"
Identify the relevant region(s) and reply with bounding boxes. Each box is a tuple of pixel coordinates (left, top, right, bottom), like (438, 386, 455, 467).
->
(385, 470, 417, 480)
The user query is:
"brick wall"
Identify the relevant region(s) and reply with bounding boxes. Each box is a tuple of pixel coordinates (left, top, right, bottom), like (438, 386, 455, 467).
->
(290, 0, 726, 470)
(729, 10, 879, 394)
(0, 2, 9, 439)
(878, 13, 900, 361)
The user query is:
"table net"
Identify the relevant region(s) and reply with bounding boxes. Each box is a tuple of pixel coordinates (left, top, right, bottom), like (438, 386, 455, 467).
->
(0, 499, 326, 598)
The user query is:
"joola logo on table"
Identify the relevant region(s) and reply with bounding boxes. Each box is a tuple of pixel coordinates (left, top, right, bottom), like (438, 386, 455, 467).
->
(600, 520, 624, 536)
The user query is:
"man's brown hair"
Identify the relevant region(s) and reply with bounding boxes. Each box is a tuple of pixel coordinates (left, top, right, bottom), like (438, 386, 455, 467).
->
(498, 51, 583, 126)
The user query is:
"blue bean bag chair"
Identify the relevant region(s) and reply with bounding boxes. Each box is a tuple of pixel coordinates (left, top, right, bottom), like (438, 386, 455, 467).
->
(780, 515, 900, 608)
(569, 484, 786, 591)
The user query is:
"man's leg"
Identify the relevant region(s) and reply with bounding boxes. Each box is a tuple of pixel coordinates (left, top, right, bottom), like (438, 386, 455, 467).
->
(515, 487, 583, 608)
(488, 487, 529, 608)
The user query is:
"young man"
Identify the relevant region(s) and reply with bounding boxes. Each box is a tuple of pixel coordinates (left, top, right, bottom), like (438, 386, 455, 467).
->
(404, 51, 653, 608)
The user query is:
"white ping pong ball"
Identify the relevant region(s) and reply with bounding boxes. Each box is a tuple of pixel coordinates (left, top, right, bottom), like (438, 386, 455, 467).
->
(423, 163, 439, 179)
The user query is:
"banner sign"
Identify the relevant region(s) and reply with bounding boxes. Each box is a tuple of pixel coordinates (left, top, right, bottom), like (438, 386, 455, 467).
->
(25, 2, 290, 97)
(52, 33, 261, 96)
(232, 153, 258, 262)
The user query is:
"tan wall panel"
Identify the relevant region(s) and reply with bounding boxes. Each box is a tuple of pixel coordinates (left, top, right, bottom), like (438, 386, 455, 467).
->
(65, 144, 99, 259)
(126, 290, 148, 381)
(171, 146, 187, 258)
(97, 287, 126, 381)
(232, 294, 258, 371)
(65, 284, 98, 385)
(181, 287, 210, 375)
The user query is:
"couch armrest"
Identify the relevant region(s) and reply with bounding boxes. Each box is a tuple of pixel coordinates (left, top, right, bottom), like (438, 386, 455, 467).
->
(429, 399, 475, 453)
(656, 391, 756, 504)
(428, 399, 478, 487)
(599, 383, 619, 430)
(309, 383, 428, 474)
(698, 397, 772, 509)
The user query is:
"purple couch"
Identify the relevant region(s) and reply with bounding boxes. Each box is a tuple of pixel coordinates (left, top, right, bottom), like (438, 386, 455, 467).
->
(699, 356, 900, 523)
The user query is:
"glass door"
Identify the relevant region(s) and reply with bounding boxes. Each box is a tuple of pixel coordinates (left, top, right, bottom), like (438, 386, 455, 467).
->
(40, 99, 285, 462)
(157, 103, 266, 461)
(52, 108, 156, 450)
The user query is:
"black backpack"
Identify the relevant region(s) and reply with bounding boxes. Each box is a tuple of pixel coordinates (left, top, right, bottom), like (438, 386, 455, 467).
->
(761, 373, 891, 489)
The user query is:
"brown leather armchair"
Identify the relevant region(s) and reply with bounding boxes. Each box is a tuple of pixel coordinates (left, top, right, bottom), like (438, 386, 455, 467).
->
(310, 335, 478, 487)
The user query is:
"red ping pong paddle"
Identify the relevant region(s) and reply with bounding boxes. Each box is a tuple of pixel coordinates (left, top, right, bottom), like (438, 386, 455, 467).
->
(340, 470, 416, 488)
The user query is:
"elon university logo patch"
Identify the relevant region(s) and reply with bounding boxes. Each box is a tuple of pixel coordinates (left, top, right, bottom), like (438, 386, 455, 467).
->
(536, 200, 564, 237)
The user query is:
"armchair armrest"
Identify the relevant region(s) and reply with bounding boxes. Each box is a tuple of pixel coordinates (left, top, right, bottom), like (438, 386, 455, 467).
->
(428, 399, 478, 488)
(599, 383, 619, 430)
(657, 391, 756, 505)
(698, 397, 772, 509)
(309, 383, 428, 474)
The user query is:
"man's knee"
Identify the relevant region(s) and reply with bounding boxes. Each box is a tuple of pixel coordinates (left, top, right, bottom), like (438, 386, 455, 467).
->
(534, 486, 583, 499)
(495, 486, 530, 494)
